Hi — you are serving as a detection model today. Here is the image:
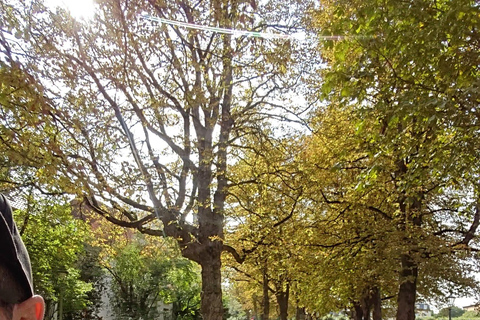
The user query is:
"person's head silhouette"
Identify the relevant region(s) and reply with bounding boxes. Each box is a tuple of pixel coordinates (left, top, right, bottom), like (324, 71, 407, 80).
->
(0, 194, 44, 320)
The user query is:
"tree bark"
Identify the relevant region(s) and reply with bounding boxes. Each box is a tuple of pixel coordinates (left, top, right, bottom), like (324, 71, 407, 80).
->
(253, 294, 259, 320)
(262, 261, 270, 320)
(371, 287, 382, 320)
(396, 254, 418, 320)
(361, 294, 371, 320)
(352, 302, 363, 320)
(275, 284, 289, 320)
(199, 248, 224, 320)
(395, 158, 421, 320)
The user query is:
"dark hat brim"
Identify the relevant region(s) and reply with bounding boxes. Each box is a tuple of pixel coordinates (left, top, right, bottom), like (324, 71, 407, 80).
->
(0, 194, 34, 303)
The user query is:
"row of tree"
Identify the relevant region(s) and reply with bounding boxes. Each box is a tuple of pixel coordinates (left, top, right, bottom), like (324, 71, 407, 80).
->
(226, 0, 480, 319)
(1, 0, 479, 319)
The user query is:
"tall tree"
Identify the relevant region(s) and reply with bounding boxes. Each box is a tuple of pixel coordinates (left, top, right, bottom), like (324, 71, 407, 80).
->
(226, 135, 306, 320)
(309, 1, 480, 319)
(1, 0, 307, 318)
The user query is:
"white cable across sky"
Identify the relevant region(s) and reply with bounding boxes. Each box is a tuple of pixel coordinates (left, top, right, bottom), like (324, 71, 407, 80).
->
(142, 14, 359, 41)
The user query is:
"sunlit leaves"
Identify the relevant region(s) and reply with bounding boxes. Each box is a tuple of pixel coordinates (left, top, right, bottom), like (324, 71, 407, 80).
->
(307, 0, 480, 316)
(106, 236, 201, 320)
(13, 197, 94, 314)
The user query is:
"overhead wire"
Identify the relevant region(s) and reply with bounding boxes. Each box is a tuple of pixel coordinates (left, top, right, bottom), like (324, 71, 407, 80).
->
(141, 14, 365, 41)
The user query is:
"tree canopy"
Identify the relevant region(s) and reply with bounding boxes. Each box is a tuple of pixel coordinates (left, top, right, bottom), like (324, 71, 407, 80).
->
(1, 0, 479, 319)
(0, 0, 309, 317)
(302, 0, 480, 319)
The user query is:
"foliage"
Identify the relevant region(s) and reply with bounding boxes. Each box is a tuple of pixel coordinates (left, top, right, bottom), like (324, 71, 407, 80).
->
(223, 293, 247, 320)
(294, 106, 396, 314)
(0, 0, 308, 317)
(3, 0, 480, 319)
(225, 0, 480, 318)
(0, 1, 67, 196)
(13, 196, 95, 318)
(106, 236, 202, 320)
(225, 135, 305, 320)
(437, 306, 465, 318)
(461, 310, 480, 318)
(304, 0, 480, 318)
(165, 260, 202, 320)
(69, 244, 105, 320)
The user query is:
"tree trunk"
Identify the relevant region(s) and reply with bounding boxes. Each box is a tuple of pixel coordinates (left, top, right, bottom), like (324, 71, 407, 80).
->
(395, 168, 421, 320)
(253, 294, 259, 320)
(396, 254, 418, 320)
(352, 302, 363, 320)
(371, 288, 382, 320)
(262, 261, 270, 320)
(275, 285, 289, 320)
(200, 249, 223, 320)
(296, 307, 306, 320)
(361, 295, 370, 320)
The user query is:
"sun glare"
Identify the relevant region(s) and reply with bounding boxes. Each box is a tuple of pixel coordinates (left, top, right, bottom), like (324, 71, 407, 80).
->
(45, 0, 96, 20)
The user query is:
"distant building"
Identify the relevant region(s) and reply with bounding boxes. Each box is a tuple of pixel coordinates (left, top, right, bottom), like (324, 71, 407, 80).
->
(463, 303, 480, 311)
(415, 303, 432, 317)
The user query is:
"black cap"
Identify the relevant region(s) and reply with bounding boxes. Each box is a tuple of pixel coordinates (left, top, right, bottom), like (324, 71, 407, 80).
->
(0, 194, 34, 303)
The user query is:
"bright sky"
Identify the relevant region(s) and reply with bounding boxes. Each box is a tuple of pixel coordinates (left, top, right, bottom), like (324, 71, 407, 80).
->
(456, 296, 477, 309)
(44, 0, 96, 20)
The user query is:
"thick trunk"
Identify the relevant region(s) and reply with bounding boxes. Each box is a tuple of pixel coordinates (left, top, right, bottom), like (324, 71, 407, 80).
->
(200, 250, 223, 320)
(396, 254, 418, 320)
(275, 285, 289, 320)
(371, 288, 382, 320)
(361, 295, 370, 320)
(352, 302, 363, 320)
(394, 158, 422, 320)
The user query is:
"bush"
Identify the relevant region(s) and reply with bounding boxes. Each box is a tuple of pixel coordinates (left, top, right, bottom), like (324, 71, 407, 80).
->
(437, 307, 465, 318)
(461, 310, 480, 318)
